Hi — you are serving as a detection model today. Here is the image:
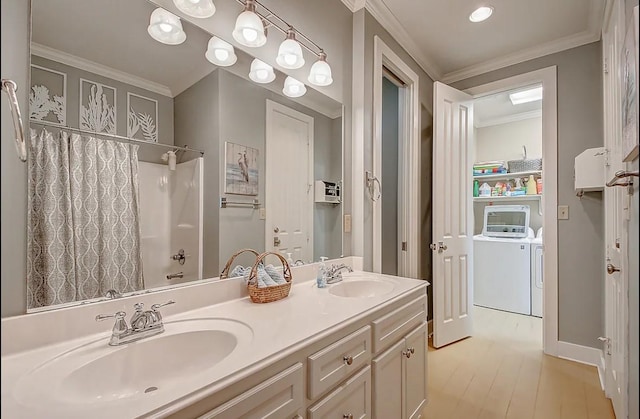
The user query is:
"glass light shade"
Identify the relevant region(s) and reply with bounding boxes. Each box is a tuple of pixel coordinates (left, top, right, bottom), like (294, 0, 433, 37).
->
(469, 6, 493, 22)
(249, 59, 275, 84)
(283, 76, 306, 98)
(308, 58, 333, 86)
(148, 8, 186, 45)
(205, 36, 237, 66)
(232, 10, 266, 47)
(173, 0, 216, 18)
(276, 38, 305, 69)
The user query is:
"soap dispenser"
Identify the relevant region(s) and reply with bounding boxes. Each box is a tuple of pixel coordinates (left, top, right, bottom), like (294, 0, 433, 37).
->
(286, 252, 294, 266)
(316, 256, 328, 288)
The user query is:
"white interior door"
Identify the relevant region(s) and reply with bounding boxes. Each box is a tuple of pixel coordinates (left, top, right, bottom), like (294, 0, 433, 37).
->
(432, 81, 474, 348)
(265, 100, 314, 263)
(602, 2, 628, 415)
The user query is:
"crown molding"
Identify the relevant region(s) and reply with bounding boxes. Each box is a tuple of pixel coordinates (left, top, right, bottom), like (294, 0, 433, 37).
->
(364, 0, 441, 80)
(475, 109, 542, 128)
(31, 43, 173, 97)
(440, 29, 601, 84)
(340, 0, 365, 12)
(588, 0, 607, 36)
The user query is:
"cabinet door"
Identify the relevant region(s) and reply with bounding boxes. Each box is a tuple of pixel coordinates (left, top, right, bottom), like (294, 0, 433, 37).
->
(372, 339, 404, 419)
(308, 366, 371, 419)
(201, 363, 303, 419)
(403, 322, 427, 419)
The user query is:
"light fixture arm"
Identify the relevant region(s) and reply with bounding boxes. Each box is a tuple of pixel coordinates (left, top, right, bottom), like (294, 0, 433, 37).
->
(235, 0, 325, 58)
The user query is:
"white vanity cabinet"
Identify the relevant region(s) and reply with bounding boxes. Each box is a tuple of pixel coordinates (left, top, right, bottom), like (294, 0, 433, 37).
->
(372, 323, 427, 419)
(308, 366, 372, 419)
(198, 363, 304, 419)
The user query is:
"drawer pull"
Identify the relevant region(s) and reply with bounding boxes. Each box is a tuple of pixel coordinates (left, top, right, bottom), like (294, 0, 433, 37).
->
(343, 355, 353, 365)
(343, 414, 354, 419)
(403, 349, 412, 358)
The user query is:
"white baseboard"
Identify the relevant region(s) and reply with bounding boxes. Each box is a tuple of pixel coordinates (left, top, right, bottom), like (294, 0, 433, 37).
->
(557, 341, 605, 389)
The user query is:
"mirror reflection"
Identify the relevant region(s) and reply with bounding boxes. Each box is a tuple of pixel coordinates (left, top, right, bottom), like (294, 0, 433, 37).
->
(28, 0, 343, 311)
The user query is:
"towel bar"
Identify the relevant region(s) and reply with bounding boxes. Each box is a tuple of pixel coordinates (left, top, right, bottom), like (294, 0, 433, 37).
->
(1, 79, 27, 162)
(220, 197, 260, 209)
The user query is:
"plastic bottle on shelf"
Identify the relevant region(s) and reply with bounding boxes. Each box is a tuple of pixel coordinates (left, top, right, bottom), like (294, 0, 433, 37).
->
(536, 178, 543, 194)
(526, 175, 537, 195)
(473, 180, 480, 197)
(479, 182, 491, 197)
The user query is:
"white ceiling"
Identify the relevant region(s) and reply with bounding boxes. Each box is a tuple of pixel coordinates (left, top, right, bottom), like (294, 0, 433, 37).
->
(346, 0, 606, 82)
(474, 84, 542, 128)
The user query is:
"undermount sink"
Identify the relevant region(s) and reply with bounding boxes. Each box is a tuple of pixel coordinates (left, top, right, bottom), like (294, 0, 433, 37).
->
(13, 318, 253, 406)
(328, 278, 395, 298)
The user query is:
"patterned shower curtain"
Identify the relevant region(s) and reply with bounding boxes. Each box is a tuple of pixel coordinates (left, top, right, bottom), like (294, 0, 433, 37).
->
(27, 129, 144, 309)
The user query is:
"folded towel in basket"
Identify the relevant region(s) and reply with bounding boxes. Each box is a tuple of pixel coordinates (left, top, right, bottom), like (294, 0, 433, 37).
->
(230, 264, 249, 279)
(264, 264, 287, 285)
(256, 265, 278, 288)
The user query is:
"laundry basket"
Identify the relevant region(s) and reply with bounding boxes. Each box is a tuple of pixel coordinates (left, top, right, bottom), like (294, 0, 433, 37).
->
(507, 158, 542, 173)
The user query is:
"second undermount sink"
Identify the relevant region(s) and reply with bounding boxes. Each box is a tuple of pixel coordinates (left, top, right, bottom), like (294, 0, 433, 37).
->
(328, 278, 395, 298)
(13, 318, 253, 406)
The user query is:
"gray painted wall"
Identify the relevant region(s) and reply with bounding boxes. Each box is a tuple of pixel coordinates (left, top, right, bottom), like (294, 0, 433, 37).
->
(217, 70, 342, 266)
(1, 0, 30, 318)
(30, 56, 174, 146)
(452, 42, 605, 348)
(381, 77, 399, 275)
(174, 70, 220, 279)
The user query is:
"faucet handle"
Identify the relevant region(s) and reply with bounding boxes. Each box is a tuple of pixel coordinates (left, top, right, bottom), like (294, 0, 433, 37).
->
(151, 300, 175, 311)
(95, 311, 126, 322)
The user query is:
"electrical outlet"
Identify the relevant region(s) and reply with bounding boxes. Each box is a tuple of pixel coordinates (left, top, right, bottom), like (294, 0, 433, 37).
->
(558, 205, 569, 220)
(344, 214, 352, 233)
(259, 207, 266, 220)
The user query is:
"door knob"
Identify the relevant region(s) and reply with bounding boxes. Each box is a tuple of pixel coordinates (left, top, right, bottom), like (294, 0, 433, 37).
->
(274, 227, 280, 233)
(429, 241, 448, 253)
(606, 263, 620, 274)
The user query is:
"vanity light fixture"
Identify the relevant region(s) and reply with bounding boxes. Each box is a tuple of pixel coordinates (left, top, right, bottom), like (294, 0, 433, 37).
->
(282, 76, 306, 98)
(173, 0, 216, 18)
(148, 8, 187, 45)
(469, 6, 494, 23)
(276, 27, 305, 69)
(308, 50, 333, 86)
(249, 58, 276, 83)
(509, 86, 543, 105)
(232, 0, 267, 47)
(205, 36, 237, 66)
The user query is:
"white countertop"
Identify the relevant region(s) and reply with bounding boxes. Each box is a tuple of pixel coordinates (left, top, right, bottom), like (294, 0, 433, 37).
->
(1, 267, 427, 419)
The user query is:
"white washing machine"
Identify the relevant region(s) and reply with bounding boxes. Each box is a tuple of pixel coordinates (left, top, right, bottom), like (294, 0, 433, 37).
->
(473, 205, 532, 316)
(530, 229, 543, 317)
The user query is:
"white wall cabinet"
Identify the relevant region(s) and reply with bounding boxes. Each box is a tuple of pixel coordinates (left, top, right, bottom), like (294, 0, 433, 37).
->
(372, 322, 427, 419)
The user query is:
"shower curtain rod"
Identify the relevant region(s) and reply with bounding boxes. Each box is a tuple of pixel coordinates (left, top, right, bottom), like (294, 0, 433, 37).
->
(30, 120, 205, 156)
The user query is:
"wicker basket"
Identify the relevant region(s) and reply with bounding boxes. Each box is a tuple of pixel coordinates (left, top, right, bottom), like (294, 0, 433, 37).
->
(507, 158, 542, 173)
(247, 251, 292, 304)
(220, 248, 260, 279)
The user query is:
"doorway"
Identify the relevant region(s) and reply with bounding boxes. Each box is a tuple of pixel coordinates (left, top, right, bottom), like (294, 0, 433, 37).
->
(265, 100, 314, 263)
(431, 67, 558, 353)
(372, 36, 420, 278)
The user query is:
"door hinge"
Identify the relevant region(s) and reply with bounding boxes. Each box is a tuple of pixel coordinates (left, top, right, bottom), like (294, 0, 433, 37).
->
(603, 60, 609, 74)
(598, 336, 612, 355)
(401, 241, 407, 251)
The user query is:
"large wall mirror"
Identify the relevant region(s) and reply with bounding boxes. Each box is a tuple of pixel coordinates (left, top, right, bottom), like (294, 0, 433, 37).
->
(27, 0, 344, 311)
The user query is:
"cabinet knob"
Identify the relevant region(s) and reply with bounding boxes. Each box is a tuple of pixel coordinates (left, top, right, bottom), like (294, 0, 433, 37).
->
(403, 350, 412, 359)
(343, 414, 354, 419)
(343, 355, 353, 365)
(409, 347, 415, 354)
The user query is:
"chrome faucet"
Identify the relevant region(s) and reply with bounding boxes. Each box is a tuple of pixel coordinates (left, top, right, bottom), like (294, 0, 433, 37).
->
(96, 300, 175, 346)
(325, 263, 354, 284)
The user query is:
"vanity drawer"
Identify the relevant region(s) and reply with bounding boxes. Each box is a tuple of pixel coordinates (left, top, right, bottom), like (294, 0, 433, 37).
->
(200, 363, 303, 419)
(308, 365, 371, 419)
(371, 295, 426, 353)
(308, 325, 371, 399)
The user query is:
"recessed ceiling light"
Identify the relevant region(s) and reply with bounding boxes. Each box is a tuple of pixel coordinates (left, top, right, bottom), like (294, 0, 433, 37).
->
(469, 6, 494, 23)
(509, 86, 543, 105)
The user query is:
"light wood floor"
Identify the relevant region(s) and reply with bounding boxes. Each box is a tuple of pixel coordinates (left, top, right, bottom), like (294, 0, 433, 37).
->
(422, 306, 615, 419)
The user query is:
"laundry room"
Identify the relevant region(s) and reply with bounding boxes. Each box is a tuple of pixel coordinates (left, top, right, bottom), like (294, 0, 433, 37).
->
(472, 84, 544, 319)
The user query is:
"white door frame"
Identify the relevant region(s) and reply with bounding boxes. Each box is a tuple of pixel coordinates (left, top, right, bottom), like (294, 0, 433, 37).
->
(372, 35, 420, 277)
(265, 99, 314, 260)
(465, 66, 559, 356)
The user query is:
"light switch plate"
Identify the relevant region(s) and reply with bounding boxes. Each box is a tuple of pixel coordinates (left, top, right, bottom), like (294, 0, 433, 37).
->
(259, 207, 266, 220)
(558, 205, 569, 220)
(344, 214, 352, 233)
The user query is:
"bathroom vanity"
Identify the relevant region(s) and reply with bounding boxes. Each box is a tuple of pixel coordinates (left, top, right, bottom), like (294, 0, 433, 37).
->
(1, 258, 429, 419)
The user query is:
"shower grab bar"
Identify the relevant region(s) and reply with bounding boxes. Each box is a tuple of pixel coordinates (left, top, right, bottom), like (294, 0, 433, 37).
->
(219, 197, 260, 209)
(606, 170, 639, 187)
(1, 79, 27, 162)
(29, 120, 205, 156)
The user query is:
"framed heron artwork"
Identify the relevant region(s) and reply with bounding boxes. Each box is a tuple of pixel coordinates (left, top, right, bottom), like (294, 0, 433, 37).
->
(224, 141, 259, 195)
